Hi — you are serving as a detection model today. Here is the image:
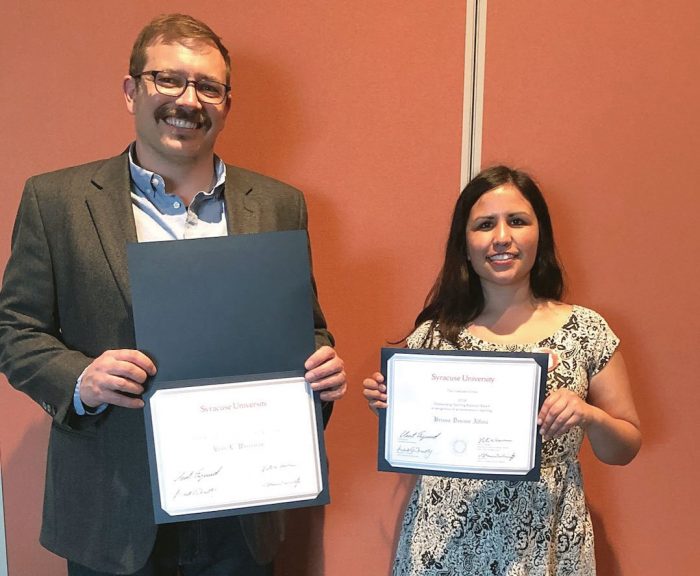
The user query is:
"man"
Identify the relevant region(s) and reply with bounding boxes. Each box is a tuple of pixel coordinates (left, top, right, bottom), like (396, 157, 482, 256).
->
(0, 13, 346, 576)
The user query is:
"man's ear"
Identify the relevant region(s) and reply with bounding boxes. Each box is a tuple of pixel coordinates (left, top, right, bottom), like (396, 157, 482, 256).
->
(123, 75, 138, 114)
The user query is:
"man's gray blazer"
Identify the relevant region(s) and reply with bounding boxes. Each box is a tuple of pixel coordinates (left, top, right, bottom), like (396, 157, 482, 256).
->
(0, 152, 334, 573)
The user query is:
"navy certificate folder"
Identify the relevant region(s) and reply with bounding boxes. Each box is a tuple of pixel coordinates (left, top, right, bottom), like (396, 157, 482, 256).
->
(127, 230, 316, 381)
(127, 230, 329, 523)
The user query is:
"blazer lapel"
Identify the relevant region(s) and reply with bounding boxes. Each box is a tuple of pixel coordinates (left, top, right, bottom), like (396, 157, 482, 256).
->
(85, 154, 138, 306)
(224, 165, 261, 235)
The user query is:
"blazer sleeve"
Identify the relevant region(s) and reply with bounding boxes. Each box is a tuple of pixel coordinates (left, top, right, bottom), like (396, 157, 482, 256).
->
(290, 186, 337, 427)
(0, 177, 92, 426)
(295, 194, 334, 352)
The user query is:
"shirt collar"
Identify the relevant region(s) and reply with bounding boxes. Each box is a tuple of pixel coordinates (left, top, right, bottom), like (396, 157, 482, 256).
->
(127, 143, 226, 201)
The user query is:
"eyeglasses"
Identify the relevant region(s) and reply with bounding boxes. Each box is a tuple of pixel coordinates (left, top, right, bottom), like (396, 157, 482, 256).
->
(133, 70, 230, 104)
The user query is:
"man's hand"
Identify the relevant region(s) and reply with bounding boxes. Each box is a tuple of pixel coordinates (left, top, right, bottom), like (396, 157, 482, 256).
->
(79, 349, 157, 409)
(304, 346, 346, 402)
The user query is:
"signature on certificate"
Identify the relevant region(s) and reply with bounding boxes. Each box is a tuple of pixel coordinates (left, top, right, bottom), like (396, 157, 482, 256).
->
(478, 451, 516, 462)
(477, 436, 516, 462)
(396, 445, 434, 459)
(174, 466, 223, 483)
(261, 463, 298, 473)
(263, 476, 302, 488)
(173, 486, 217, 500)
(399, 429, 442, 442)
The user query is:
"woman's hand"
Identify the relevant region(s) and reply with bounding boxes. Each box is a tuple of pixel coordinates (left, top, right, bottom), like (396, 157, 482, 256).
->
(539, 351, 641, 465)
(362, 372, 387, 414)
(537, 388, 595, 441)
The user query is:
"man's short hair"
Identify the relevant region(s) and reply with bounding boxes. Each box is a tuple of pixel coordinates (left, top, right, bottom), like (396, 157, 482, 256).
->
(129, 13, 231, 82)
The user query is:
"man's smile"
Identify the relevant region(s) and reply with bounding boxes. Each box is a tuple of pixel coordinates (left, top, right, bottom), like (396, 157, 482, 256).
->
(163, 117, 200, 129)
(155, 104, 211, 131)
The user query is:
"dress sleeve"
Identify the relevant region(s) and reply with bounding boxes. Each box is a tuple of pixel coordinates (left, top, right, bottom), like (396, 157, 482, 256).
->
(405, 321, 460, 351)
(406, 321, 432, 349)
(586, 310, 620, 378)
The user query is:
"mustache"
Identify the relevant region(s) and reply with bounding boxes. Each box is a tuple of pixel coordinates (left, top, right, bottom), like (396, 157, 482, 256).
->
(154, 104, 211, 129)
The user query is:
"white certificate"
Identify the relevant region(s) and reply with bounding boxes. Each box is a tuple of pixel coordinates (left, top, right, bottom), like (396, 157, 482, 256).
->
(147, 376, 324, 518)
(382, 351, 544, 479)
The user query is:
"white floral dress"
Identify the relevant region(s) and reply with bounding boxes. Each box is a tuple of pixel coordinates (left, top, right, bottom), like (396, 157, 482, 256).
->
(393, 306, 618, 576)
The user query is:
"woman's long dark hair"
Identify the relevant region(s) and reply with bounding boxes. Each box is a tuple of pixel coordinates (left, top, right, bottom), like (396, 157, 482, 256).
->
(415, 165, 565, 344)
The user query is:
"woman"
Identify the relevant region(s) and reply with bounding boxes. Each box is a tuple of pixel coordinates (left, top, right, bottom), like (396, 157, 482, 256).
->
(363, 166, 641, 575)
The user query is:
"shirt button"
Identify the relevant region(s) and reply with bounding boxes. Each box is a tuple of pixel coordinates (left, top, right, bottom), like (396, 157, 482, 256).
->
(173, 201, 181, 209)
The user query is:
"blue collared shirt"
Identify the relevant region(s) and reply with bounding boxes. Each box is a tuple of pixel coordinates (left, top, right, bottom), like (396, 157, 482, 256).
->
(128, 146, 228, 241)
(73, 146, 229, 415)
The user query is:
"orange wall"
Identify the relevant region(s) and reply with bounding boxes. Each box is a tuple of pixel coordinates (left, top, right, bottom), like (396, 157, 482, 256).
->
(1, 2, 698, 576)
(0, 2, 465, 575)
(480, 2, 700, 575)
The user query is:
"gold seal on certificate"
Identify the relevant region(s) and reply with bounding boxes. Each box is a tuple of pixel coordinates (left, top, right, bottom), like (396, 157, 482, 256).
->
(378, 348, 548, 481)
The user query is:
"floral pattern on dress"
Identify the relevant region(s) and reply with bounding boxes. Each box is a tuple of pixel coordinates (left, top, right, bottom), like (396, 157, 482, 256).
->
(392, 306, 618, 576)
